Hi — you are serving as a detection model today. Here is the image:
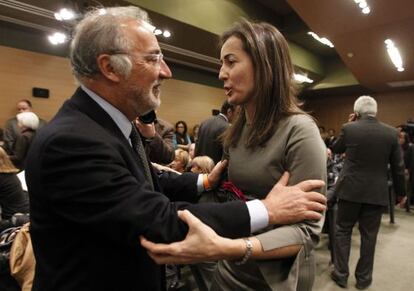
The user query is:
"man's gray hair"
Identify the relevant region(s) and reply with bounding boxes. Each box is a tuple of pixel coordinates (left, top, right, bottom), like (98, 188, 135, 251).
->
(70, 6, 150, 81)
(17, 112, 39, 130)
(354, 95, 377, 117)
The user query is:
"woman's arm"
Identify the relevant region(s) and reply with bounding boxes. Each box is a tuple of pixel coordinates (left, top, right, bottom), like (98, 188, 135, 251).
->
(252, 115, 327, 257)
(140, 210, 301, 264)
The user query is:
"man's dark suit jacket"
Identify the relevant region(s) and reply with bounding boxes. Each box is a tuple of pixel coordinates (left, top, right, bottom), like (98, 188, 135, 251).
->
(25, 88, 250, 291)
(195, 114, 229, 164)
(332, 116, 405, 206)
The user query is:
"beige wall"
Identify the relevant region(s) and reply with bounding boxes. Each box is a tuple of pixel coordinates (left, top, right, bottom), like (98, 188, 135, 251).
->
(0, 45, 225, 132)
(0, 45, 77, 126)
(305, 89, 414, 133)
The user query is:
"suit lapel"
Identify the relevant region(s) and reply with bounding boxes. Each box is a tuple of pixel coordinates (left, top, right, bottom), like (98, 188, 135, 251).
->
(68, 87, 161, 191)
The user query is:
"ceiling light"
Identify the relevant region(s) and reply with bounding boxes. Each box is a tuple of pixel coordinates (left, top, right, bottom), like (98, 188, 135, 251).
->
(154, 29, 162, 35)
(54, 8, 75, 21)
(362, 7, 370, 14)
(48, 32, 67, 45)
(163, 30, 171, 38)
(294, 73, 314, 84)
(308, 32, 334, 48)
(385, 39, 404, 72)
(359, 1, 367, 8)
(353, 0, 371, 15)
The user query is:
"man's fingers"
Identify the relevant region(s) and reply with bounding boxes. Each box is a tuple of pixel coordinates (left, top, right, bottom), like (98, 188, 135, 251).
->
(140, 236, 178, 255)
(296, 179, 325, 192)
(306, 200, 327, 213)
(301, 211, 324, 221)
(147, 252, 194, 265)
(178, 210, 199, 226)
(305, 191, 327, 205)
(275, 172, 290, 187)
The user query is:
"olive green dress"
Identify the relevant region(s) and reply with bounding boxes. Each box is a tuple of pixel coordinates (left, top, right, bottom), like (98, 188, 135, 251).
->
(211, 114, 327, 291)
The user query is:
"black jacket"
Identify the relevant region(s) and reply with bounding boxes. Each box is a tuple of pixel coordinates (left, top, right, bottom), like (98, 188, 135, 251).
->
(26, 88, 250, 291)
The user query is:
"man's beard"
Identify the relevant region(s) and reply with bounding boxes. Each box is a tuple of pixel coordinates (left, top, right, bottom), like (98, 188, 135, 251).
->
(129, 83, 161, 116)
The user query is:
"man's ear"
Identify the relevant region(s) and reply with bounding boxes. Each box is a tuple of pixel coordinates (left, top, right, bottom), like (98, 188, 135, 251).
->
(96, 54, 121, 82)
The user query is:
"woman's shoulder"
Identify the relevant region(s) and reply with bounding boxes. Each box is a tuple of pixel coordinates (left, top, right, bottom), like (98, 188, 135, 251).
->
(280, 113, 317, 131)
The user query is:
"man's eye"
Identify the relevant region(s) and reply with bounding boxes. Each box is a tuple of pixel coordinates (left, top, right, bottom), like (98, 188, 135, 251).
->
(147, 55, 159, 62)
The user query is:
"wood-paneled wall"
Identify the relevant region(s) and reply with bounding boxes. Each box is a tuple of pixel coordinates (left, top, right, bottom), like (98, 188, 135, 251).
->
(305, 89, 414, 133)
(0, 45, 225, 133)
(3, 44, 412, 138)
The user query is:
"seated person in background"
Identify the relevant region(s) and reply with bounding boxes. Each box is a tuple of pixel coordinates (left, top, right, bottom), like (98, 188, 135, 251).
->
(9, 112, 39, 170)
(190, 156, 215, 174)
(173, 121, 191, 151)
(170, 149, 189, 173)
(0, 147, 29, 231)
(191, 124, 200, 143)
(3, 99, 46, 154)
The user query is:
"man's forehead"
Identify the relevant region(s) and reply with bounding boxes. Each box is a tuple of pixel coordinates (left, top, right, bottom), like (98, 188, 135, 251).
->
(121, 19, 160, 50)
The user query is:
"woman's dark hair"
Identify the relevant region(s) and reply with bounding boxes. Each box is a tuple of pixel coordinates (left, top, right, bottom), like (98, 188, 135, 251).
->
(221, 19, 304, 149)
(175, 121, 188, 135)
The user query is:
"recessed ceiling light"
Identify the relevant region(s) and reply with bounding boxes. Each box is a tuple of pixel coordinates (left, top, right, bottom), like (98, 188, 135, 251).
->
(54, 8, 75, 21)
(353, 0, 371, 15)
(48, 32, 67, 45)
(362, 7, 370, 14)
(384, 39, 405, 72)
(307, 32, 334, 48)
(294, 73, 314, 84)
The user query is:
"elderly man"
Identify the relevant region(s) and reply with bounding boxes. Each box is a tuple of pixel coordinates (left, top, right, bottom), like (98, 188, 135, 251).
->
(3, 99, 46, 154)
(330, 95, 405, 289)
(25, 6, 325, 291)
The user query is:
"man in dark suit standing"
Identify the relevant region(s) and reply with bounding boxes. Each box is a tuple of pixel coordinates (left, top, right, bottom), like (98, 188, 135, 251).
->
(195, 101, 235, 164)
(330, 95, 405, 289)
(25, 6, 326, 291)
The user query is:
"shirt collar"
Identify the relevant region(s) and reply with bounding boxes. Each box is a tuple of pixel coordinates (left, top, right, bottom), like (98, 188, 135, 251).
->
(80, 85, 132, 142)
(219, 113, 228, 122)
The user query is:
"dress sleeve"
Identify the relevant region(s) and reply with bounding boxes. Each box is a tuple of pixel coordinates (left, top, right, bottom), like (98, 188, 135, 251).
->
(255, 115, 327, 252)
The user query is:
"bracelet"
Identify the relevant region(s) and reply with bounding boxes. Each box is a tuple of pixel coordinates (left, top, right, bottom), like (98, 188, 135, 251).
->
(203, 174, 212, 191)
(234, 238, 253, 265)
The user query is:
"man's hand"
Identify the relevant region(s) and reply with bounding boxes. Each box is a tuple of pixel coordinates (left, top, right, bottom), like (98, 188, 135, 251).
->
(207, 160, 228, 189)
(348, 113, 357, 122)
(140, 210, 234, 264)
(134, 118, 156, 139)
(262, 172, 326, 225)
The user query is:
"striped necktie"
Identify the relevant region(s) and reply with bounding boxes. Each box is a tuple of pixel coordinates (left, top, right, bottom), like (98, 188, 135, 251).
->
(129, 124, 154, 190)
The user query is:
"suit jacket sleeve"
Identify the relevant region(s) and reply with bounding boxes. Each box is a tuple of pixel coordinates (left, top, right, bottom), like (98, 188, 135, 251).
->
(331, 125, 347, 154)
(389, 133, 406, 196)
(9, 133, 31, 169)
(32, 131, 250, 246)
(256, 116, 327, 252)
(3, 119, 17, 154)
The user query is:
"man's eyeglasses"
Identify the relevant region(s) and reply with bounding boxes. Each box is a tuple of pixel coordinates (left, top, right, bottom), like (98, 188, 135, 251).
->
(109, 50, 164, 67)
